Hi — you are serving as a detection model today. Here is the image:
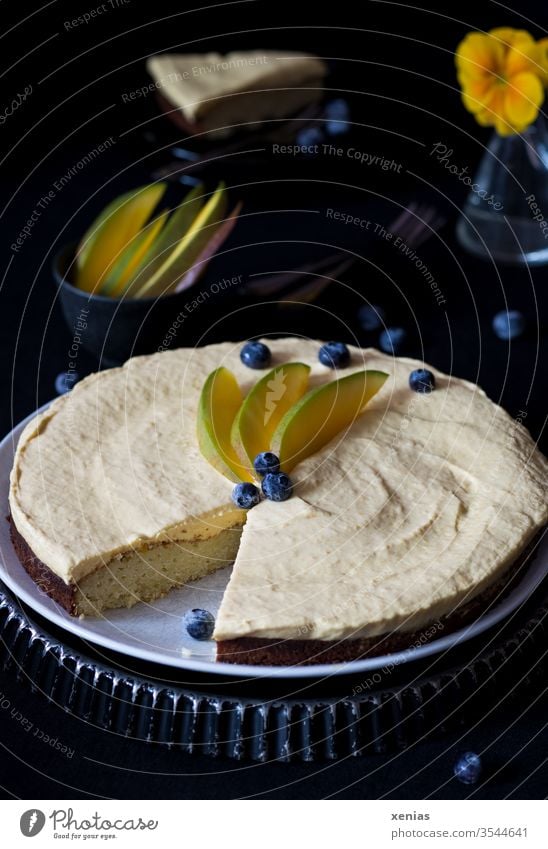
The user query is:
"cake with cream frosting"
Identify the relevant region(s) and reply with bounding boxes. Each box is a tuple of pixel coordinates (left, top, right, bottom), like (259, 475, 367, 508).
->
(8, 339, 547, 665)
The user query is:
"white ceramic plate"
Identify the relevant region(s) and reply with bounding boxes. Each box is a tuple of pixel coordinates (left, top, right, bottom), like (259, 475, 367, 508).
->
(1, 405, 546, 680)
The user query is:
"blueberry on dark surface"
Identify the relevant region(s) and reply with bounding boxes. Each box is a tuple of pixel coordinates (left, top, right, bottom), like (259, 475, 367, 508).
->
(296, 126, 324, 148)
(357, 303, 385, 331)
(261, 471, 293, 502)
(240, 340, 271, 369)
(325, 99, 350, 136)
(326, 120, 349, 136)
(183, 608, 215, 641)
(55, 371, 79, 395)
(409, 368, 436, 393)
(253, 451, 280, 477)
(492, 309, 525, 340)
(453, 751, 482, 785)
(325, 98, 350, 121)
(379, 327, 406, 354)
(231, 482, 261, 509)
(318, 341, 351, 369)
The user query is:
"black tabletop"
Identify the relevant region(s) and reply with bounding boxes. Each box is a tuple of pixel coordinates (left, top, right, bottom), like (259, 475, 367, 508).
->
(0, 0, 547, 799)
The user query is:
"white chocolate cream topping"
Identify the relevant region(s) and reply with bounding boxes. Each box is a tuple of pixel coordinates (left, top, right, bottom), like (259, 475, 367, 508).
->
(9, 339, 547, 640)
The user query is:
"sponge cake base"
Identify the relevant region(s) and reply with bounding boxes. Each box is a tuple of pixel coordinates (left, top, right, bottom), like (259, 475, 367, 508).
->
(9, 517, 242, 617)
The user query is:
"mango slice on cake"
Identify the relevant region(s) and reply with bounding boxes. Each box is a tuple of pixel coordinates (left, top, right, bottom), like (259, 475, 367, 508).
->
(197, 367, 254, 483)
(231, 362, 310, 475)
(272, 369, 388, 472)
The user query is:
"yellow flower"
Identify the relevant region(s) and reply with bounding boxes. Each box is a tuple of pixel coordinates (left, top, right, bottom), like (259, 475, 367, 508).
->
(456, 27, 545, 135)
(537, 37, 548, 85)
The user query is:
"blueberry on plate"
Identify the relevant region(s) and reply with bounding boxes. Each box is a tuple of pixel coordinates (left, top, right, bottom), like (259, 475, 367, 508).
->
(357, 303, 385, 331)
(253, 451, 280, 477)
(262, 471, 293, 502)
(453, 751, 482, 785)
(409, 368, 436, 393)
(232, 482, 261, 509)
(183, 608, 215, 641)
(379, 327, 406, 354)
(492, 309, 525, 340)
(240, 340, 271, 369)
(55, 371, 80, 395)
(318, 341, 351, 369)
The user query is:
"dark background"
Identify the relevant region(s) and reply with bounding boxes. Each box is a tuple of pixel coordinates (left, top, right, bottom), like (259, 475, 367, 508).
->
(0, 0, 546, 799)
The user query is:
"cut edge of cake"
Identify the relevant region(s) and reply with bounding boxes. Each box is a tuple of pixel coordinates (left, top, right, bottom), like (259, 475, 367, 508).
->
(8, 516, 544, 665)
(9, 516, 244, 618)
(216, 530, 544, 664)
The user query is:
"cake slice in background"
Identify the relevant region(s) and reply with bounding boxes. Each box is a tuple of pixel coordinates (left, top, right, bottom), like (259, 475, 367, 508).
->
(146, 50, 328, 138)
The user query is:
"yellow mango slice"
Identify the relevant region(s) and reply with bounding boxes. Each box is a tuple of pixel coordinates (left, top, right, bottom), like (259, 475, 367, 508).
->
(197, 367, 253, 483)
(231, 362, 310, 476)
(100, 211, 169, 297)
(174, 201, 242, 294)
(272, 369, 389, 472)
(126, 183, 205, 293)
(75, 183, 166, 293)
(134, 183, 227, 299)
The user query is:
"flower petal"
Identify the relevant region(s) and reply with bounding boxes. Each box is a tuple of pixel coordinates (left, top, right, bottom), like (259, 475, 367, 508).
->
(494, 118, 515, 136)
(489, 27, 532, 48)
(505, 36, 539, 77)
(504, 71, 544, 128)
(476, 85, 507, 130)
(536, 38, 548, 83)
(456, 32, 503, 81)
(460, 77, 496, 113)
(475, 106, 496, 128)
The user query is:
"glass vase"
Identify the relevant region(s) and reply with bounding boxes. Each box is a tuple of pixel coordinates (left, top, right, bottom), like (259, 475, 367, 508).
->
(456, 115, 548, 265)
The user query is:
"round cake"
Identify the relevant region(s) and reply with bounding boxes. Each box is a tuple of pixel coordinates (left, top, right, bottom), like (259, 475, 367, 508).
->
(8, 339, 547, 665)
